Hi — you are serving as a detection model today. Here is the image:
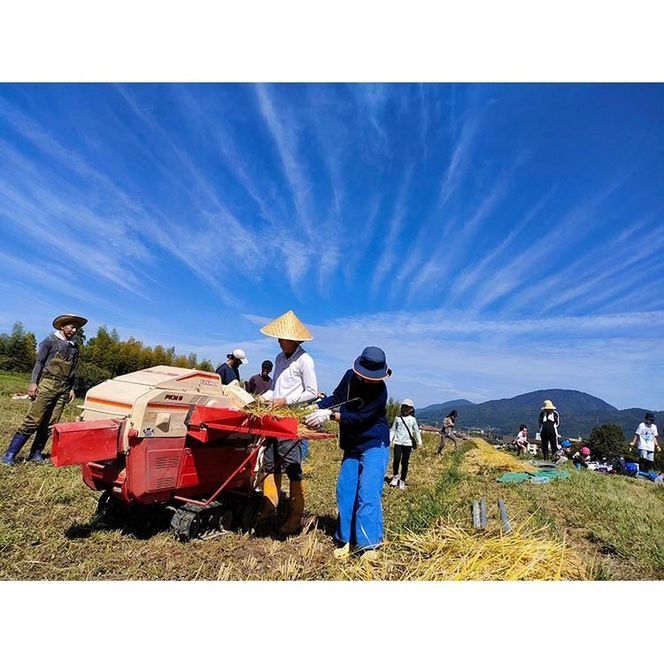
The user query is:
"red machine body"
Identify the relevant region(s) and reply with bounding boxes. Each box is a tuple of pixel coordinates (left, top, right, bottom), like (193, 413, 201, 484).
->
(53, 405, 299, 508)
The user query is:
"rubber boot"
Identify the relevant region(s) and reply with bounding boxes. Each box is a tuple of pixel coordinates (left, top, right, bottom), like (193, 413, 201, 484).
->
(257, 474, 280, 522)
(28, 433, 50, 464)
(279, 480, 305, 535)
(27, 449, 49, 464)
(1, 433, 29, 466)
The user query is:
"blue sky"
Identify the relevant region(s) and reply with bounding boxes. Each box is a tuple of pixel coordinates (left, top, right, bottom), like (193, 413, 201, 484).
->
(0, 83, 663, 409)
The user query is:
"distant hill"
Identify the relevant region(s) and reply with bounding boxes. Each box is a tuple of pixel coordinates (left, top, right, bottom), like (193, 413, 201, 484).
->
(418, 389, 660, 439)
(418, 399, 474, 419)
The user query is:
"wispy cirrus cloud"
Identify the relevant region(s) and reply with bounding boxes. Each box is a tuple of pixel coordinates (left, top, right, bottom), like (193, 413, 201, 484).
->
(369, 167, 414, 297)
(407, 152, 530, 300)
(255, 84, 317, 241)
(0, 142, 152, 298)
(448, 188, 555, 304)
(469, 176, 631, 312)
(438, 101, 483, 209)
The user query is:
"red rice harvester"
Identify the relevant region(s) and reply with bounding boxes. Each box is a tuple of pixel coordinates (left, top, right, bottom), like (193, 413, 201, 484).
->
(51, 366, 306, 540)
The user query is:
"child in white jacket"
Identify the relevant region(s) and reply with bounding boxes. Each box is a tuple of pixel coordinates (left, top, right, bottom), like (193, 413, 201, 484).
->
(389, 399, 423, 490)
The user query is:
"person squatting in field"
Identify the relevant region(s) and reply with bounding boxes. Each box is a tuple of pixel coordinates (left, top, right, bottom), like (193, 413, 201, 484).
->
(513, 424, 528, 456)
(305, 346, 392, 560)
(389, 399, 422, 490)
(538, 399, 560, 461)
(1, 314, 87, 466)
(572, 446, 592, 469)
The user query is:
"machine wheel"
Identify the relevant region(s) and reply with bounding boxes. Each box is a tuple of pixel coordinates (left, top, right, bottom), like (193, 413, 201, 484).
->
(217, 508, 235, 532)
(96, 491, 112, 515)
(171, 507, 204, 542)
(94, 490, 123, 523)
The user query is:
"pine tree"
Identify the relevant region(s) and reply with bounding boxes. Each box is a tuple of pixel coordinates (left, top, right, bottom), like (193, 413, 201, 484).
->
(7, 322, 36, 372)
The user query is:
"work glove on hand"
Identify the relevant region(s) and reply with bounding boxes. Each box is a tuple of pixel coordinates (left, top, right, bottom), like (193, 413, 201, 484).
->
(305, 409, 332, 428)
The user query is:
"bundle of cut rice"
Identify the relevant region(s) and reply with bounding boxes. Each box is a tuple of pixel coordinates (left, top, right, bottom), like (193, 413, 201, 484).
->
(334, 520, 587, 581)
(463, 437, 534, 474)
(243, 401, 337, 439)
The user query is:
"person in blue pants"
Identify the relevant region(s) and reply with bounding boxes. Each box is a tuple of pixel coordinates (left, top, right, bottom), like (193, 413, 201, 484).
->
(305, 346, 391, 560)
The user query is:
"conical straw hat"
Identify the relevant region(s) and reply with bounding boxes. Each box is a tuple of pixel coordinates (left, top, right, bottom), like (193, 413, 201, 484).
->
(260, 310, 313, 341)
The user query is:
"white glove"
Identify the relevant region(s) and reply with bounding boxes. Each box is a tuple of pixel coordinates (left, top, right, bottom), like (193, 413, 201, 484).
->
(305, 409, 332, 428)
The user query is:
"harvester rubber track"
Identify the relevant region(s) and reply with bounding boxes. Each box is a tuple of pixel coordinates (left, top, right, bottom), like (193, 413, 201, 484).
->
(170, 494, 263, 541)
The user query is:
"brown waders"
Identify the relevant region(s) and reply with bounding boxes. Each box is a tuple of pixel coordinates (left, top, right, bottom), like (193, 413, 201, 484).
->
(5, 354, 75, 463)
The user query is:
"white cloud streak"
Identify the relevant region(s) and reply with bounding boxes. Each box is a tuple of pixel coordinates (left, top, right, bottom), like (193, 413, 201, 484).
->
(255, 84, 316, 240)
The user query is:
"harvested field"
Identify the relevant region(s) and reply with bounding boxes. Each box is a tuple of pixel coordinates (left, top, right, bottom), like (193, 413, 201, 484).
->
(1, 371, 663, 580)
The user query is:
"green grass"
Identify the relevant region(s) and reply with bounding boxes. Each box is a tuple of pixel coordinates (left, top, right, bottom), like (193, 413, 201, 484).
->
(1, 371, 662, 580)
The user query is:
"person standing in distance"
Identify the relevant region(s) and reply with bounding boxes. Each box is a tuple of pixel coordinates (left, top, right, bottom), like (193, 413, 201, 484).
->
(389, 399, 422, 490)
(1, 314, 87, 465)
(629, 413, 660, 472)
(538, 399, 561, 461)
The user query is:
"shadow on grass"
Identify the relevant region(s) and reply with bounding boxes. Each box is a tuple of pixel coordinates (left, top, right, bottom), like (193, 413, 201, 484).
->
(252, 512, 337, 542)
(65, 505, 173, 541)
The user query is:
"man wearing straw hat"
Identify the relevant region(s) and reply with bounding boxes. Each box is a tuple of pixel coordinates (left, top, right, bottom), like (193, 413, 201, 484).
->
(1, 313, 87, 465)
(258, 310, 318, 534)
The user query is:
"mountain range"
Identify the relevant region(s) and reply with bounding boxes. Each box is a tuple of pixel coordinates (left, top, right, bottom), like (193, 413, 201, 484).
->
(417, 389, 661, 439)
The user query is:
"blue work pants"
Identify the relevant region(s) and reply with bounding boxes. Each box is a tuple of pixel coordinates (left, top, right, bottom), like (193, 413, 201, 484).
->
(336, 444, 389, 550)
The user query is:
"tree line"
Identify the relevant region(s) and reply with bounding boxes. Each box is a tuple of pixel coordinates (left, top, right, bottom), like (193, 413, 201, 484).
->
(0, 322, 215, 393)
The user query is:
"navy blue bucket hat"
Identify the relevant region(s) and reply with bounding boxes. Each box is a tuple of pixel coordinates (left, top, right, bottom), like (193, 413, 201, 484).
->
(353, 346, 392, 381)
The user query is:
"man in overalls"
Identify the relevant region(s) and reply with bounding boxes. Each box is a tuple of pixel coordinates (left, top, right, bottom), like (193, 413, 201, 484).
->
(1, 313, 87, 465)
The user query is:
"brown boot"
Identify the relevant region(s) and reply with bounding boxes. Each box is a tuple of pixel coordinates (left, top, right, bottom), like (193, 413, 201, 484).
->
(279, 480, 304, 535)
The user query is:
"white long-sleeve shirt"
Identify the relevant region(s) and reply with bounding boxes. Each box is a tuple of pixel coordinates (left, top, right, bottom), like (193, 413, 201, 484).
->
(390, 414, 422, 447)
(263, 345, 318, 405)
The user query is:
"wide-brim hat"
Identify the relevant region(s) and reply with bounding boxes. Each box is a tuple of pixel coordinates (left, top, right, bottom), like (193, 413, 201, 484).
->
(401, 399, 415, 408)
(53, 314, 88, 329)
(260, 310, 313, 341)
(542, 399, 556, 410)
(353, 346, 392, 381)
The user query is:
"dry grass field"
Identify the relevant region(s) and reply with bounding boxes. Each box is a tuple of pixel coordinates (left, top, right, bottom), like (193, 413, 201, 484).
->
(1, 371, 663, 580)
